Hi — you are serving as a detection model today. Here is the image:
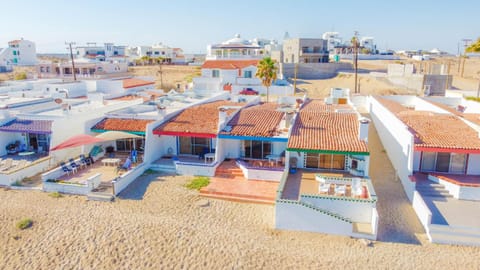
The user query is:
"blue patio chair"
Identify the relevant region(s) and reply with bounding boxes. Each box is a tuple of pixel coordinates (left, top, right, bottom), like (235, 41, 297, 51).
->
(69, 158, 82, 170)
(60, 162, 73, 175)
(80, 154, 91, 166)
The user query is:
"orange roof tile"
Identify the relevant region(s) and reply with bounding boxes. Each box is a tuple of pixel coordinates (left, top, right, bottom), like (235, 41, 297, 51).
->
(92, 118, 153, 133)
(220, 103, 284, 137)
(463, 114, 480, 126)
(154, 100, 245, 137)
(374, 96, 480, 151)
(123, 78, 155, 89)
(201, 60, 259, 70)
(398, 112, 480, 150)
(288, 100, 368, 153)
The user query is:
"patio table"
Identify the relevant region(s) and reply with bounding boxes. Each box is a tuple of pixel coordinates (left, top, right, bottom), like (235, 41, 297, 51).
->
(266, 154, 281, 165)
(204, 153, 215, 163)
(102, 158, 121, 167)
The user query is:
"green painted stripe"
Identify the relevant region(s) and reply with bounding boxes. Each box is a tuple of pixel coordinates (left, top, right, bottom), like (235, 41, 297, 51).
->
(287, 148, 369, 156)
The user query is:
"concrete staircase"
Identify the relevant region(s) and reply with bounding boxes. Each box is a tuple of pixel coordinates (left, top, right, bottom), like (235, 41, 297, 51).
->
(87, 191, 115, 202)
(150, 163, 176, 174)
(415, 179, 452, 198)
(214, 164, 244, 179)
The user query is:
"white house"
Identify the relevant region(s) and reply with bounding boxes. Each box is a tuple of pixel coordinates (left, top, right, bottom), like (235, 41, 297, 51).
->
(193, 59, 293, 97)
(0, 38, 37, 66)
(368, 95, 480, 246)
(206, 34, 277, 60)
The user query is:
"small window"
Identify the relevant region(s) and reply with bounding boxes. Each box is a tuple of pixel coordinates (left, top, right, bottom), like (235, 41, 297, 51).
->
(212, 70, 220, 78)
(244, 70, 252, 78)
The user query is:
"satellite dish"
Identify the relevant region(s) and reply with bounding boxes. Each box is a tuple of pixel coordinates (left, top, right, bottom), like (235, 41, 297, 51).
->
(54, 98, 63, 104)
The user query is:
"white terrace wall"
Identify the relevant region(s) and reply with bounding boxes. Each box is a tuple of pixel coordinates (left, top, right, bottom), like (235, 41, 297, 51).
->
(368, 96, 415, 201)
(113, 163, 148, 195)
(275, 201, 353, 236)
(300, 195, 374, 223)
(0, 157, 51, 186)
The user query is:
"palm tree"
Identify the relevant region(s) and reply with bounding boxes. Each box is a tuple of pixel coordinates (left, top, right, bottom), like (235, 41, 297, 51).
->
(351, 35, 359, 94)
(255, 57, 278, 103)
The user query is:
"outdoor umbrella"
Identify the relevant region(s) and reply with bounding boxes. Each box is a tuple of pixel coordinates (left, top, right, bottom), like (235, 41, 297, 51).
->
(95, 131, 142, 141)
(50, 134, 106, 151)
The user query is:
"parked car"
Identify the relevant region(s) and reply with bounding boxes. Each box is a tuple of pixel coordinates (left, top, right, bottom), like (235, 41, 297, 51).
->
(239, 88, 259, 95)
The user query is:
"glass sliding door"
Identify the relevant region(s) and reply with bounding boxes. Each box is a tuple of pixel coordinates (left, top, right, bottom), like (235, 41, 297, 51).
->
(421, 152, 436, 171)
(179, 137, 210, 155)
(305, 153, 345, 170)
(450, 153, 466, 174)
(435, 152, 451, 172)
(242, 140, 272, 159)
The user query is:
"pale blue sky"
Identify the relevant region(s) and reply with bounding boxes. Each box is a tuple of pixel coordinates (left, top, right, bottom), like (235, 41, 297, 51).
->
(0, 0, 477, 54)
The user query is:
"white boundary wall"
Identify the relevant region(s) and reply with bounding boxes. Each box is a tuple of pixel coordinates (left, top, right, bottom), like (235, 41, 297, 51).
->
(113, 163, 148, 195)
(367, 96, 416, 201)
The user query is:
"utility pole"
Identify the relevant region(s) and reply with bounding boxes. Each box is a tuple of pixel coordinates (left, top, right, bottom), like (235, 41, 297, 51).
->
(66, 42, 77, 81)
(157, 63, 163, 90)
(460, 39, 472, 78)
(353, 31, 359, 94)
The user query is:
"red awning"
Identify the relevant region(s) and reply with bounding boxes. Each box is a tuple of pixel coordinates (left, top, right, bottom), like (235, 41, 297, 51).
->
(50, 134, 105, 151)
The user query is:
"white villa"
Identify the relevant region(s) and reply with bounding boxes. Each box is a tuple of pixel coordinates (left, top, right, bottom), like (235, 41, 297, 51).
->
(193, 59, 293, 97)
(206, 34, 278, 60)
(368, 95, 480, 246)
(126, 43, 188, 64)
(0, 38, 37, 67)
(275, 91, 377, 240)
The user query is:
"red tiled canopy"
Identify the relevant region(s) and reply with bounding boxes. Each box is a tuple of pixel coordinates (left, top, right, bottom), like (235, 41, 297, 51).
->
(91, 118, 153, 134)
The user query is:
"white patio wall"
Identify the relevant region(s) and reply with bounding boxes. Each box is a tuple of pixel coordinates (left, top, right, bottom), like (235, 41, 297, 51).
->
(0, 157, 50, 186)
(275, 201, 353, 237)
(300, 195, 375, 223)
(113, 163, 148, 195)
(368, 96, 416, 201)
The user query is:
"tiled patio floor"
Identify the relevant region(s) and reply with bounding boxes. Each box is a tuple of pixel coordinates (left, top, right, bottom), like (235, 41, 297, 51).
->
(200, 160, 279, 204)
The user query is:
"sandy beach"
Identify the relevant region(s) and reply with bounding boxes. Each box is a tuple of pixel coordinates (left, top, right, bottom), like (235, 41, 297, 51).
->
(1, 59, 480, 269)
(1, 121, 479, 269)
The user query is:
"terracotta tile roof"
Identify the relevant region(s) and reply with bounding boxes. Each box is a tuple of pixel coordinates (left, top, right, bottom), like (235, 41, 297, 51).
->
(398, 112, 480, 150)
(288, 99, 368, 153)
(375, 97, 480, 151)
(92, 118, 153, 133)
(463, 114, 480, 126)
(201, 60, 259, 70)
(123, 78, 155, 89)
(300, 99, 354, 112)
(373, 96, 410, 114)
(220, 103, 284, 137)
(0, 119, 52, 134)
(153, 100, 245, 137)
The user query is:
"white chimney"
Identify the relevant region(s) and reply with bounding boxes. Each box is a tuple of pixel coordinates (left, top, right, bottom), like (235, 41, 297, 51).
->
(284, 111, 294, 129)
(358, 117, 370, 142)
(218, 107, 228, 130)
(156, 104, 166, 119)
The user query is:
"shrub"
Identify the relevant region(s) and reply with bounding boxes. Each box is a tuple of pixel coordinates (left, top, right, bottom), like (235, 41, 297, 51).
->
(14, 72, 27, 80)
(16, 218, 33, 230)
(466, 96, 480, 103)
(185, 176, 210, 190)
(49, 191, 63, 198)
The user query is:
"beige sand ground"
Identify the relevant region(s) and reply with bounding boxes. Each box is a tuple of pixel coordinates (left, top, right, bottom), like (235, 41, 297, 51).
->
(1, 122, 479, 269)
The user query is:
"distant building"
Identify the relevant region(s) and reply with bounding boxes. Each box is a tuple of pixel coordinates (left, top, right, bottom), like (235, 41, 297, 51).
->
(37, 58, 128, 79)
(0, 38, 37, 67)
(206, 34, 277, 60)
(322, 32, 342, 53)
(282, 38, 329, 63)
(75, 43, 127, 63)
(126, 43, 188, 64)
